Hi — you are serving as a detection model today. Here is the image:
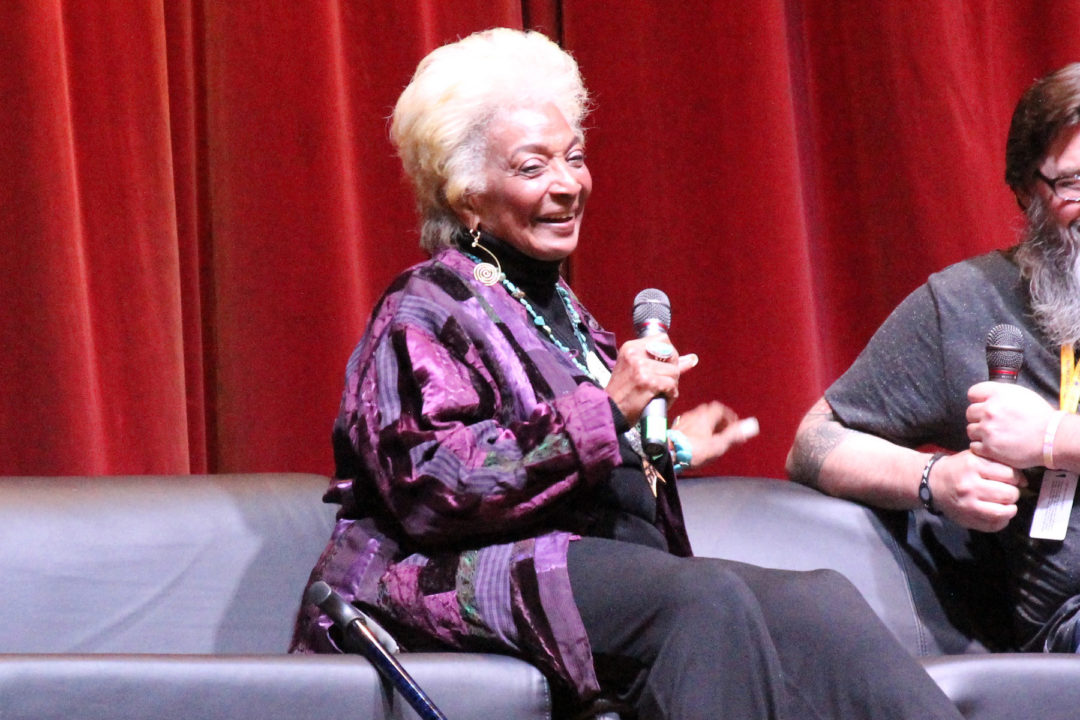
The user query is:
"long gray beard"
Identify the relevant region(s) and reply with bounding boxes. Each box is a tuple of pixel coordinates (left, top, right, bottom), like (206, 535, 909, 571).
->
(1015, 199, 1080, 347)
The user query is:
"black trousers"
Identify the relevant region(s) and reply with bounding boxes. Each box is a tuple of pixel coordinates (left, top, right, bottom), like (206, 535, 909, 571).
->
(567, 537, 964, 720)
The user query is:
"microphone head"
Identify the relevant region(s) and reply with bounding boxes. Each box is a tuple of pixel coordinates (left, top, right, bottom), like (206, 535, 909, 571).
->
(632, 288, 671, 331)
(985, 323, 1024, 383)
(304, 580, 333, 608)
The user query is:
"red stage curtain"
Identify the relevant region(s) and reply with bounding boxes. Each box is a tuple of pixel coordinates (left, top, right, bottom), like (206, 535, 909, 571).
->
(565, 1, 1080, 477)
(3, 2, 1080, 478)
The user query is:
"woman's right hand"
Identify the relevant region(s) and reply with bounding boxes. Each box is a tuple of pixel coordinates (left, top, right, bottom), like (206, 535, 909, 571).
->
(605, 334, 697, 425)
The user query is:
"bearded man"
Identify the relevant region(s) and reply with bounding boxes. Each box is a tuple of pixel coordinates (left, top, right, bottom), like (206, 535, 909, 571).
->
(788, 62, 1080, 654)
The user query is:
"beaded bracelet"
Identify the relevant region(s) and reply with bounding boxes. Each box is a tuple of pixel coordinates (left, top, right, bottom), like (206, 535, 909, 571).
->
(668, 429, 693, 473)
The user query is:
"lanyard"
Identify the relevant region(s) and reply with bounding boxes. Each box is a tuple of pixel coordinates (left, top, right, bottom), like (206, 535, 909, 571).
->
(1032, 347, 1080, 541)
(1060, 345, 1080, 412)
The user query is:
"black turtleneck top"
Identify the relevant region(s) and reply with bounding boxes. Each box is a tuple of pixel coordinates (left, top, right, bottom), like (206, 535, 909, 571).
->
(461, 230, 670, 551)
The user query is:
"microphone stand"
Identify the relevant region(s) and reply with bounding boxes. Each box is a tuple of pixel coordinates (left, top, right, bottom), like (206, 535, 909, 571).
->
(307, 581, 448, 720)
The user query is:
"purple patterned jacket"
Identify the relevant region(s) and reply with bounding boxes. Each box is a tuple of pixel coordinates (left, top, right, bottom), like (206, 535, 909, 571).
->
(291, 248, 690, 699)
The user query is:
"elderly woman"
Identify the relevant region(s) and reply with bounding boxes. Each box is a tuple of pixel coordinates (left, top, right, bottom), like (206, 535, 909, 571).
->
(292, 28, 963, 720)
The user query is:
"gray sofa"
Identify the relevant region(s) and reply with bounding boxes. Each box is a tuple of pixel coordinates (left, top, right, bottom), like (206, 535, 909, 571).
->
(1, 472, 1078, 719)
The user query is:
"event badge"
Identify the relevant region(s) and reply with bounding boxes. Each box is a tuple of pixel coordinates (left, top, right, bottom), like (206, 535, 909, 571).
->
(1030, 469, 1078, 541)
(1031, 346, 1080, 540)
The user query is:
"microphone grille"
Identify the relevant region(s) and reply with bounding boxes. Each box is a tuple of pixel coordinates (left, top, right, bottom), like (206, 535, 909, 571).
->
(632, 288, 671, 327)
(985, 323, 1024, 372)
(304, 580, 333, 608)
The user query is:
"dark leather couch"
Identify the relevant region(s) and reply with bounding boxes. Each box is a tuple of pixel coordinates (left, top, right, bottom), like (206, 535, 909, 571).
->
(1, 473, 1078, 719)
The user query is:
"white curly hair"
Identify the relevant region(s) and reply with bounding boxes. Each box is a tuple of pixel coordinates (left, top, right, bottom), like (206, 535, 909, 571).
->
(390, 28, 590, 252)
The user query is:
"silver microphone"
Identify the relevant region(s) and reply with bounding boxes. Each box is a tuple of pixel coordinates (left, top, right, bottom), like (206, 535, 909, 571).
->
(633, 289, 672, 456)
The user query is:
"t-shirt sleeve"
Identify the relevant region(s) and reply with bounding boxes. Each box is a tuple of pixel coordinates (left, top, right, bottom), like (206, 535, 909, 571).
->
(825, 282, 958, 449)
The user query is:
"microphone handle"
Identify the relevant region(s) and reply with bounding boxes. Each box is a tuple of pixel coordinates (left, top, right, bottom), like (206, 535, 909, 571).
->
(636, 323, 669, 457)
(641, 396, 668, 456)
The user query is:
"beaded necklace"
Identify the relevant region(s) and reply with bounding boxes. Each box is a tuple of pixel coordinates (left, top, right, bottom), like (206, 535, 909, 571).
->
(463, 250, 662, 491)
(463, 251, 610, 386)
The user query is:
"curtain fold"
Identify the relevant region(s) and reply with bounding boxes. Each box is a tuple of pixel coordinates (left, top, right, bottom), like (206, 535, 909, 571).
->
(565, 0, 827, 477)
(3, 1, 1080, 478)
(2, 3, 188, 475)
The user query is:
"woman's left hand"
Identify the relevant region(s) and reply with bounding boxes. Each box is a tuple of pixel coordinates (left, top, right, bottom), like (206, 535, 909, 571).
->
(673, 401, 757, 469)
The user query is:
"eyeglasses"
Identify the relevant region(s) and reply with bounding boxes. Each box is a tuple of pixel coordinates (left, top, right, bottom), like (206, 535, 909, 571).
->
(1036, 170, 1080, 202)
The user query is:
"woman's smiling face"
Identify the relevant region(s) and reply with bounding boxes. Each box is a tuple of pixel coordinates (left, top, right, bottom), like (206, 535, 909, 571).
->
(460, 103, 591, 261)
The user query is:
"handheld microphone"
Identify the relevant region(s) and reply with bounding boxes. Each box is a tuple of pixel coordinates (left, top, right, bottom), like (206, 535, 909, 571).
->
(985, 324, 1024, 383)
(633, 288, 672, 456)
(306, 581, 447, 720)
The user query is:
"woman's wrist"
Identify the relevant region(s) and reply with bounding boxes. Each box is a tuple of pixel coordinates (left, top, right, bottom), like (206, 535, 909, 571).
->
(668, 429, 693, 473)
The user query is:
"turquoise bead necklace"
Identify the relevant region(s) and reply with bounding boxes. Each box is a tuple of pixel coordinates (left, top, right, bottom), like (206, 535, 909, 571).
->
(463, 251, 604, 384)
(464, 249, 661, 484)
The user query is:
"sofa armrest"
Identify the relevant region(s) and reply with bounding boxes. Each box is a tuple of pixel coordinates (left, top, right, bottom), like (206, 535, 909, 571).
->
(0, 653, 551, 720)
(922, 654, 1080, 720)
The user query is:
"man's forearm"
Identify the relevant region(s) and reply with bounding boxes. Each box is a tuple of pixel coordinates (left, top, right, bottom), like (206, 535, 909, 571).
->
(787, 397, 929, 510)
(785, 397, 848, 489)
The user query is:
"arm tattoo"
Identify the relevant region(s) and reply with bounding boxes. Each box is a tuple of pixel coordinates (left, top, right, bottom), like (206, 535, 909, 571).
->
(788, 399, 850, 488)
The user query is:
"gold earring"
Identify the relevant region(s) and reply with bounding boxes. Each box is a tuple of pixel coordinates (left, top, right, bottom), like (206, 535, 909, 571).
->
(469, 227, 502, 286)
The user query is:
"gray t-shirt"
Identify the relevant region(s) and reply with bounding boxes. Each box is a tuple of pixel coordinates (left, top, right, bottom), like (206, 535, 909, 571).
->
(826, 249, 1080, 651)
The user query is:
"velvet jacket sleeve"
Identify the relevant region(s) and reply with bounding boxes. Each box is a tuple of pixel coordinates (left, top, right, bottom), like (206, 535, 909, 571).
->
(336, 255, 621, 547)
